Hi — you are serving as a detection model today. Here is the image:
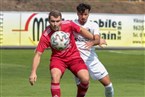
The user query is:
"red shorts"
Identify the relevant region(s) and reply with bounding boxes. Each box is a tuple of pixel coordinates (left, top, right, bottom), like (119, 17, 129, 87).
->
(50, 57, 88, 76)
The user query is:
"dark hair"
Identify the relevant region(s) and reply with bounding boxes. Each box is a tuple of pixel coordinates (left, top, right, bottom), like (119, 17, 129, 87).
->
(48, 10, 62, 20)
(76, 3, 91, 13)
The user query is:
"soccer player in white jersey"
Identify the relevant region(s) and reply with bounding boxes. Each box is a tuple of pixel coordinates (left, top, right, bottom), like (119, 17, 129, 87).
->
(73, 3, 114, 97)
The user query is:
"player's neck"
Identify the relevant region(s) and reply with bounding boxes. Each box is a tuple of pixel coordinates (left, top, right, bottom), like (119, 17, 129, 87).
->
(78, 20, 86, 25)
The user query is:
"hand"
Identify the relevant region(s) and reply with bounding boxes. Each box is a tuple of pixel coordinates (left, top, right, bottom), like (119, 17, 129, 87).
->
(84, 41, 94, 49)
(99, 38, 107, 48)
(29, 72, 37, 86)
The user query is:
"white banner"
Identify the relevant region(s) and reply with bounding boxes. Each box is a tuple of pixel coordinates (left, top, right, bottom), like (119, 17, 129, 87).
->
(0, 11, 144, 48)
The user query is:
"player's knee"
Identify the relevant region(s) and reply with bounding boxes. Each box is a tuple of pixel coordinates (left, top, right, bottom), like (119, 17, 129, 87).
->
(100, 75, 112, 86)
(51, 68, 62, 83)
(77, 69, 90, 84)
(80, 74, 90, 84)
(81, 77, 89, 85)
(51, 76, 61, 83)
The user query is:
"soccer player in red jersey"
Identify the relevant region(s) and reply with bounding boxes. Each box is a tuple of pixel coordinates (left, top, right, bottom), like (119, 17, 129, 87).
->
(29, 10, 96, 97)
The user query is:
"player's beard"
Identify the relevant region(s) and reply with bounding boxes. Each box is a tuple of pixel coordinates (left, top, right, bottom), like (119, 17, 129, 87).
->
(79, 18, 87, 25)
(52, 25, 60, 31)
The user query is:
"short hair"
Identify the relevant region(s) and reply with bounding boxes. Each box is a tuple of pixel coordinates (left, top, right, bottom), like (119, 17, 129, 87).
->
(48, 10, 62, 20)
(76, 3, 91, 13)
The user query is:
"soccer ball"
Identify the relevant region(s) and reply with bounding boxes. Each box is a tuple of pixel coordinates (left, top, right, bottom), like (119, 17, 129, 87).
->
(50, 31, 70, 51)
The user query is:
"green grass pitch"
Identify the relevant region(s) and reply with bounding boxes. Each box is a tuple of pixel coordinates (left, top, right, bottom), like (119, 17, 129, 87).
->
(0, 49, 144, 97)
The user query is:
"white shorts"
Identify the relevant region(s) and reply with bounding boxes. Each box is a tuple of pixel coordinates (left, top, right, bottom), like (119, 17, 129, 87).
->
(75, 52, 108, 84)
(86, 57, 108, 80)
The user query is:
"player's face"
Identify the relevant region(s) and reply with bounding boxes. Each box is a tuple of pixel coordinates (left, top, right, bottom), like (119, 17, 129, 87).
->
(77, 9, 89, 25)
(49, 16, 62, 31)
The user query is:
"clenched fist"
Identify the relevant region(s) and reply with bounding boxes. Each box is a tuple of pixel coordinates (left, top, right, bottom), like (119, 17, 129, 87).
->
(29, 72, 37, 86)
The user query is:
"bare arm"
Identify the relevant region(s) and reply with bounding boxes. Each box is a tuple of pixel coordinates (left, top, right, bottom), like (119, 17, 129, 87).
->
(91, 34, 100, 45)
(79, 26, 95, 40)
(29, 51, 42, 86)
(85, 37, 107, 49)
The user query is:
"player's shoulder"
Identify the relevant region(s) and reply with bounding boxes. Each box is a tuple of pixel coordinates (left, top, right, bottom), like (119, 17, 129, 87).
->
(42, 26, 52, 36)
(61, 20, 72, 24)
(61, 20, 77, 28)
(87, 20, 98, 26)
(86, 20, 99, 28)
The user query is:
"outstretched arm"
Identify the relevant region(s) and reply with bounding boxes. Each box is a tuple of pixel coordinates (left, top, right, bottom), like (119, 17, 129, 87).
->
(84, 37, 107, 49)
(84, 34, 100, 49)
(29, 51, 42, 86)
(79, 27, 95, 40)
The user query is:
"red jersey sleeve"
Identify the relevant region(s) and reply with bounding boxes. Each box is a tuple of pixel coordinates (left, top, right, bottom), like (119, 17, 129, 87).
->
(70, 21, 81, 33)
(36, 34, 49, 53)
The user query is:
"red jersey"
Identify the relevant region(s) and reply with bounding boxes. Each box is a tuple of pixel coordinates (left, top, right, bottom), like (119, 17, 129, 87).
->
(36, 20, 81, 61)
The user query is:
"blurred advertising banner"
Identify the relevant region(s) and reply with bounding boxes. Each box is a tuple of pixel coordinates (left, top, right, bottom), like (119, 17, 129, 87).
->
(0, 12, 144, 48)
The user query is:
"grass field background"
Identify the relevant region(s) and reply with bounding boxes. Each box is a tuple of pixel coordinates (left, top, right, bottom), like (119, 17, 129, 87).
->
(0, 49, 144, 97)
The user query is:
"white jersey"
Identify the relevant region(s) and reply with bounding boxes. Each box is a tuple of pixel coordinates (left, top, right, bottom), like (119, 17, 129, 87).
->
(74, 19, 108, 81)
(73, 19, 100, 61)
